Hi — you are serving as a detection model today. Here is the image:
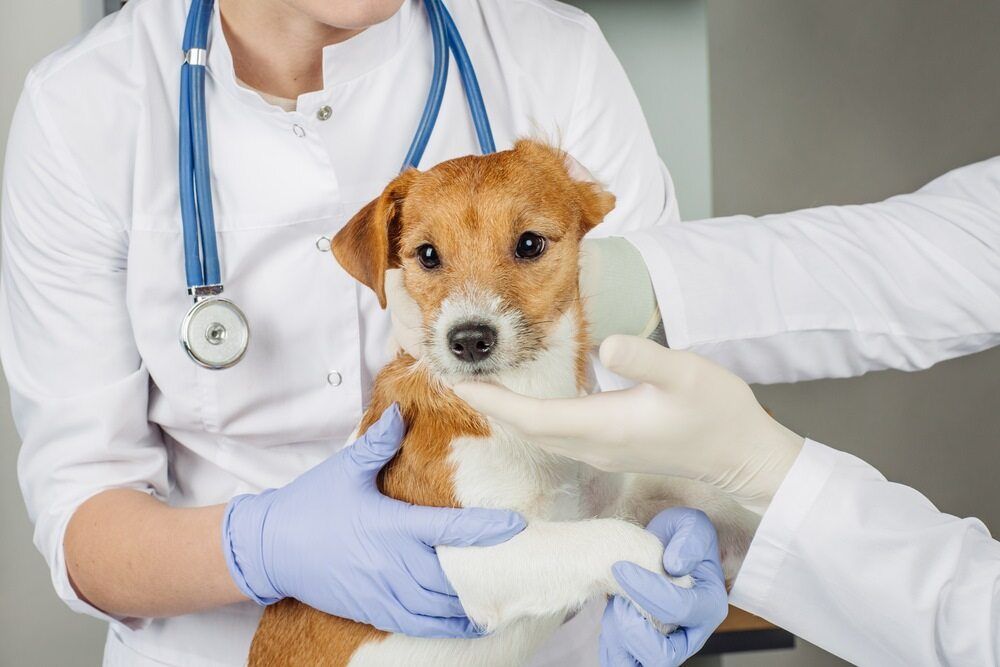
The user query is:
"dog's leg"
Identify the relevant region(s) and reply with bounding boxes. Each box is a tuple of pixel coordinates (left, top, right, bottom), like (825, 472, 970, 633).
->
(347, 616, 564, 667)
(615, 475, 761, 584)
(436, 518, 689, 633)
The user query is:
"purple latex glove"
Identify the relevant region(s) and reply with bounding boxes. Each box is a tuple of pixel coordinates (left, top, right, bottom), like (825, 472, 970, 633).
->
(600, 508, 728, 666)
(222, 404, 526, 638)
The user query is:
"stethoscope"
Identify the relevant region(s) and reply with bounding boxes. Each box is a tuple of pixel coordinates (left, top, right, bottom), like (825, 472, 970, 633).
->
(178, 0, 495, 369)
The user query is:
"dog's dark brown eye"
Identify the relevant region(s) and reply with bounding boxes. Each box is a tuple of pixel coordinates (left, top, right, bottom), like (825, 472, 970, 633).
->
(416, 244, 441, 269)
(515, 232, 546, 260)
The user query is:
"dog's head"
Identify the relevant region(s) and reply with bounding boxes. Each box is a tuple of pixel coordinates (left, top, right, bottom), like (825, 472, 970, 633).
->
(332, 140, 615, 380)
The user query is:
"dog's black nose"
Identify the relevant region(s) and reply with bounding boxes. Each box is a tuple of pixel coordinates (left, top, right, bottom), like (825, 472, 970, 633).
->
(448, 323, 497, 363)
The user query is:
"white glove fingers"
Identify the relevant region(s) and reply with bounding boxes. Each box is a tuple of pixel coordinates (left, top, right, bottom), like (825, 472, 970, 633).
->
(599, 335, 694, 392)
(384, 269, 415, 312)
(384, 268, 424, 357)
(451, 381, 544, 434)
(453, 382, 625, 456)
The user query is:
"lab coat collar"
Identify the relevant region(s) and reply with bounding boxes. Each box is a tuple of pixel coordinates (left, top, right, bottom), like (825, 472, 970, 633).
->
(319, 0, 416, 89)
(206, 0, 417, 113)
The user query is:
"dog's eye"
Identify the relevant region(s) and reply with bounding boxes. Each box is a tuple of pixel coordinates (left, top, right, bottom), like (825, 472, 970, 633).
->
(514, 232, 546, 260)
(416, 244, 441, 269)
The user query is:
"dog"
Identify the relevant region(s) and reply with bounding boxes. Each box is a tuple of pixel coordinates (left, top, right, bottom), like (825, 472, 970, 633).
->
(247, 140, 758, 666)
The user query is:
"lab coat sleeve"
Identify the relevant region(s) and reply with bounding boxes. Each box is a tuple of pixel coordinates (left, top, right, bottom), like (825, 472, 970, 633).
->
(730, 440, 1000, 666)
(625, 157, 1000, 384)
(0, 80, 168, 627)
(560, 14, 680, 236)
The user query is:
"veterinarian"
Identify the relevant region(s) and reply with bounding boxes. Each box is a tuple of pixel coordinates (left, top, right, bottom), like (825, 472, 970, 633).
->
(0, 0, 714, 665)
(445, 156, 1000, 666)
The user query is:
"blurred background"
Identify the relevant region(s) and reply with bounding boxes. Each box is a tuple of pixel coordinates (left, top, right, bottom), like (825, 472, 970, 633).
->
(2, 0, 999, 664)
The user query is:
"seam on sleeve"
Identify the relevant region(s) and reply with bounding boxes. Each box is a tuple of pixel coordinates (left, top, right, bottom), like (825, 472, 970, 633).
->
(689, 328, 1000, 348)
(501, 0, 595, 29)
(730, 440, 841, 614)
(23, 73, 127, 236)
(567, 15, 601, 142)
(24, 15, 131, 88)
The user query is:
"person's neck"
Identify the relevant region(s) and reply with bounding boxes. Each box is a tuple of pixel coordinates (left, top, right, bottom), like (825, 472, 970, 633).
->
(219, 0, 364, 100)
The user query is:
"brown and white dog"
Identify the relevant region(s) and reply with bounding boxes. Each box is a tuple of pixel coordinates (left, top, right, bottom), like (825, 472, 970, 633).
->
(247, 140, 758, 666)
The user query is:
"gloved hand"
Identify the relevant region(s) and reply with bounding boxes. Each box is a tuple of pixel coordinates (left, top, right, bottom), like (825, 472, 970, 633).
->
(385, 268, 423, 358)
(601, 508, 728, 667)
(453, 335, 804, 514)
(222, 404, 526, 637)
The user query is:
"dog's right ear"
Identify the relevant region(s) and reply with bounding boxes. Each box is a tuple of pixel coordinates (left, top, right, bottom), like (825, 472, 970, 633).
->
(331, 170, 417, 309)
(562, 153, 616, 235)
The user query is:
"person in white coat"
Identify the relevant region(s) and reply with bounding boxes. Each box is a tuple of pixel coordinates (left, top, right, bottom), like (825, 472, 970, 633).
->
(447, 155, 1000, 666)
(0, 0, 678, 665)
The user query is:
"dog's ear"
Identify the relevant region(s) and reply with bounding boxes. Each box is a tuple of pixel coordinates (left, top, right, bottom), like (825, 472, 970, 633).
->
(573, 178, 616, 234)
(512, 140, 616, 234)
(562, 153, 616, 235)
(331, 170, 416, 308)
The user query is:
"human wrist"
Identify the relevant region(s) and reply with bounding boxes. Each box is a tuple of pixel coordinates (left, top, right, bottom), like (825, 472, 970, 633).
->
(221, 492, 282, 605)
(736, 424, 805, 516)
(579, 237, 661, 344)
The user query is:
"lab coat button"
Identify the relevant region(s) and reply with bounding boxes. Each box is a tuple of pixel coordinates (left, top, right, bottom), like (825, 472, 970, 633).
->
(292, 124, 306, 137)
(326, 371, 343, 387)
(315, 236, 331, 252)
(317, 106, 333, 121)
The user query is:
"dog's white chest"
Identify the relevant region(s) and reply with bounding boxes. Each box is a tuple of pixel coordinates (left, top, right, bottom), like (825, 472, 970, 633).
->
(448, 430, 596, 520)
(444, 311, 620, 519)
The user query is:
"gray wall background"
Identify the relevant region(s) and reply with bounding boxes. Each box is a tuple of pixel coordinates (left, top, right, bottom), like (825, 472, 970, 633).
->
(707, 1, 1000, 665)
(2, 0, 999, 665)
(574, 0, 713, 221)
(0, 2, 115, 664)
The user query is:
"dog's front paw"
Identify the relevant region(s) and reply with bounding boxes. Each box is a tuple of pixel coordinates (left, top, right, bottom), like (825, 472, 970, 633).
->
(606, 524, 694, 634)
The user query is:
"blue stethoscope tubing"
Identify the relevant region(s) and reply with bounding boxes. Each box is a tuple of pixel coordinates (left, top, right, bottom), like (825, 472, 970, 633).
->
(402, 0, 496, 170)
(178, 0, 494, 367)
(180, 0, 220, 291)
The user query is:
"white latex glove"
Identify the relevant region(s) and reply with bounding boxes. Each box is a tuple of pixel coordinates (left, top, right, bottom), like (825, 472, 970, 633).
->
(453, 335, 805, 515)
(384, 269, 423, 358)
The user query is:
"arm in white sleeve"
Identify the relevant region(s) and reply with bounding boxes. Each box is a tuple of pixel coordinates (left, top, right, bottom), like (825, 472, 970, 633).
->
(730, 440, 1000, 666)
(1, 80, 168, 626)
(560, 14, 679, 236)
(626, 157, 1000, 383)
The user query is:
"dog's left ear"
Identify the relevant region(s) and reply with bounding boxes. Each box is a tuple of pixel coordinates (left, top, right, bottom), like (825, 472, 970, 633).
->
(562, 152, 616, 234)
(331, 170, 416, 308)
(512, 140, 616, 234)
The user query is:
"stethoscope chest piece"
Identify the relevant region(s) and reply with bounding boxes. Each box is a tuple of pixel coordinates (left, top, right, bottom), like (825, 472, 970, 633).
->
(181, 298, 250, 370)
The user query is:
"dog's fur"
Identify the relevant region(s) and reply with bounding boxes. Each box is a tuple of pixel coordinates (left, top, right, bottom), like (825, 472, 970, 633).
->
(247, 140, 758, 666)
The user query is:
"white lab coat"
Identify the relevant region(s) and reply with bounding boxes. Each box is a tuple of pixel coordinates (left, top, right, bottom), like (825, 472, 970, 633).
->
(0, 0, 676, 665)
(626, 156, 1000, 666)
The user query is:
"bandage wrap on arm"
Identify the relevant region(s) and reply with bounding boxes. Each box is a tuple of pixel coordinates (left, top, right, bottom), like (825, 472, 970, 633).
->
(580, 237, 663, 345)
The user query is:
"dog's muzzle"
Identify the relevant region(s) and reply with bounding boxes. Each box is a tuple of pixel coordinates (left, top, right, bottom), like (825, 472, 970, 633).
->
(447, 323, 498, 363)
